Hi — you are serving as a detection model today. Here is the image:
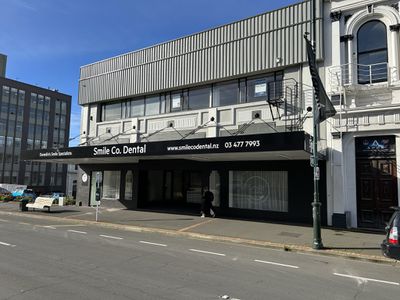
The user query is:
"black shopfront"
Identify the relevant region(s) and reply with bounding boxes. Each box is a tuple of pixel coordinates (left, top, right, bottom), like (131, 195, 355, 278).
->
(22, 131, 327, 225)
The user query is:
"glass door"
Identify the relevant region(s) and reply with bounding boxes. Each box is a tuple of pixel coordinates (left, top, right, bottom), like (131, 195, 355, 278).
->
(125, 170, 133, 201)
(90, 171, 102, 206)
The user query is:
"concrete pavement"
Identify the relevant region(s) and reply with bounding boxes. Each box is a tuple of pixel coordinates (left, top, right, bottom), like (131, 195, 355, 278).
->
(0, 201, 396, 264)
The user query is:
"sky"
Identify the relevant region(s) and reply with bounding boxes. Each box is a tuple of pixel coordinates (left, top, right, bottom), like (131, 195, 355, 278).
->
(0, 0, 301, 146)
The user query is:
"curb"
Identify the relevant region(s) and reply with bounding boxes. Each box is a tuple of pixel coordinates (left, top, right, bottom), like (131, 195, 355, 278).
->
(0, 210, 397, 265)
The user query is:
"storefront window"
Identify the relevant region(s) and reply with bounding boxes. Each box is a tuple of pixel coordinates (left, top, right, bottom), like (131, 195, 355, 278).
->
(102, 170, 120, 200)
(125, 170, 133, 200)
(229, 170, 288, 212)
(209, 170, 220, 207)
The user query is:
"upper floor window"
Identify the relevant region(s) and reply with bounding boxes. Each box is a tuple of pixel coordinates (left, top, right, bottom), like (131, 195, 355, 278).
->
(102, 101, 122, 121)
(357, 20, 388, 84)
(213, 81, 239, 107)
(98, 71, 284, 122)
(188, 86, 210, 110)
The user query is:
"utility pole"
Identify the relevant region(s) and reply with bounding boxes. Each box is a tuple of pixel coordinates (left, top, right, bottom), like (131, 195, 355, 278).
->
(311, 0, 323, 250)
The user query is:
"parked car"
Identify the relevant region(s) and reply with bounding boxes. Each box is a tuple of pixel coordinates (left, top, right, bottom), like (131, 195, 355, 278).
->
(0, 187, 10, 194)
(381, 207, 400, 260)
(11, 189, 37, 200)
(41, 192, 65, 200)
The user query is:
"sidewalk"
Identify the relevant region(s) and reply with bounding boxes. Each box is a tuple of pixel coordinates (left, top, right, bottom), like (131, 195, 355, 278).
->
(0, 202, 395, 264)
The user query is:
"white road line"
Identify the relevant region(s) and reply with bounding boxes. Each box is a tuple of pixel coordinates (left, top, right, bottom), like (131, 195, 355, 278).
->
(189, 249, 226, 256)
(36, 225, 57, 229)
(99, 234, 123, 240)
(0, 241, 16, 247)
(333, 273, 400, 286)
(18, 222, 31, 226)
(0, 218, 9, 222)
(139, 241, 167, 247)
(67, 230, 87, 234)
(254, 259, 299, 269)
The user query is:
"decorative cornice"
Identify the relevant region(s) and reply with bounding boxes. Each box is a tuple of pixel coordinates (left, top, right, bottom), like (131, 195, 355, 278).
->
(390, 24, 400, 31)
(330, 11, 342, 22)
(344, 14, 353, 24)
(340, 34, 354, 42)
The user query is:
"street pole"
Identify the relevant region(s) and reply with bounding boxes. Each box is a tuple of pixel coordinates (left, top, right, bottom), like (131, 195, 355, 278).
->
(95, 172, 100, 222)
(311, 0, 323, 249)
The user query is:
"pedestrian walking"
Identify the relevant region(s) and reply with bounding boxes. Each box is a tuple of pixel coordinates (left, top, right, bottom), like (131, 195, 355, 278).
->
(200, 190, 215, 218)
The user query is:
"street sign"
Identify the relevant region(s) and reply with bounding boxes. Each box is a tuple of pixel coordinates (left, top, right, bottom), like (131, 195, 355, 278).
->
(314, 166, 320, 180)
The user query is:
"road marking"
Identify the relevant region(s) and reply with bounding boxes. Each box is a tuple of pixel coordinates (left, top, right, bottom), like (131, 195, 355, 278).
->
(254, 259, 299, 269)
(67, 230, 87, 234)
(0, 241, 16, 247)
(189, 249, 226, 256)
(18, 222, 31, 226)
(42, 226, 56, 229)
(139, 241, 167, 247)
(333, 273, 400, 286)
(48, 224, 87, 228)
(35, 225, 57, 229)
(178, 219, 214, 232)
(99, 234, 123, 240)
(0, 218, 9, 222)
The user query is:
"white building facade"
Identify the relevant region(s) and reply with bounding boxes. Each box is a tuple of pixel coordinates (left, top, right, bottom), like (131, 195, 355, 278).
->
(325, 0, 400, 229)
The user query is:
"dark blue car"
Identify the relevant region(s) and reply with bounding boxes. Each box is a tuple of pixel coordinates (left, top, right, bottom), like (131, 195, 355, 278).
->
(381, 207, 400, 260)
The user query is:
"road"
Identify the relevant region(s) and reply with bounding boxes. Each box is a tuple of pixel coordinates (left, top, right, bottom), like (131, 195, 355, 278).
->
(0, 213, 398, 300)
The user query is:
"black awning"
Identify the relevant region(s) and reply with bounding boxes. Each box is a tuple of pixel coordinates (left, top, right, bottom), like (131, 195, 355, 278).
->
(21, 131, 312, 164)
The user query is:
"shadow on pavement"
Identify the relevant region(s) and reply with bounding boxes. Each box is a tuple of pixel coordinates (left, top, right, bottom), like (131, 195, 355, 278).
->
(325, 247, 381, 250)
(121, 218, 196, 222)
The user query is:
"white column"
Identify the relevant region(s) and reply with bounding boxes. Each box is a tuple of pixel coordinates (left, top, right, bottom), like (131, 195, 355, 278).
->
(396, 135, 400, 205)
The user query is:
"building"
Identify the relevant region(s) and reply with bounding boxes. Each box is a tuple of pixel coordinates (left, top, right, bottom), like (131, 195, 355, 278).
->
(22, 0, 400, 230)
(23, 1, 327, 224)
(325, 0, 400, 229)
(66, 164, 78, 199)
(0, 55, 71, 194)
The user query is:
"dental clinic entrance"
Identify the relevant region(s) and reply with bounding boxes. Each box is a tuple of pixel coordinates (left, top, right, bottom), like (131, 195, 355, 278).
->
(22, 131, 325, 224)
(87, 160, 221, 213)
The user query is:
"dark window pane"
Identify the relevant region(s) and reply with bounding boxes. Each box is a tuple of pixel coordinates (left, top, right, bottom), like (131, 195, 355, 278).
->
(357, 20, 388, 84)
(358, 21, 387, 53)
(145, 96, 160, 116)
(188, 86, 210, 110)
(213, 81, 239, 107)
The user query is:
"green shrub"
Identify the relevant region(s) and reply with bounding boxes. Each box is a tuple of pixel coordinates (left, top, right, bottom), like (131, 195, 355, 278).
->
(16, 196, 33, 203)
(0, 194, 13, 202)
(64, 196, 76, 206)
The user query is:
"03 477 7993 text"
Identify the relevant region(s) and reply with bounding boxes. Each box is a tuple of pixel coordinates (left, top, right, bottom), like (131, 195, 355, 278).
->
(224, 140, 260, 149)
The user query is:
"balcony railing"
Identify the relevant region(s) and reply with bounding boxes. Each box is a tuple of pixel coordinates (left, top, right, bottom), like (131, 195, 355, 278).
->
(329, 62, 398, 91)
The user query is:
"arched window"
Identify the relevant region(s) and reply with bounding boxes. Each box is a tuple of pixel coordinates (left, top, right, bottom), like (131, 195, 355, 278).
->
(357, 20, 388, 83)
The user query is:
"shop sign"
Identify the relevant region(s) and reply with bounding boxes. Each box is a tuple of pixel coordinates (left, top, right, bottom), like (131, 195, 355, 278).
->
(355, 136, 396, 157)
(22, 132, 310, 161)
